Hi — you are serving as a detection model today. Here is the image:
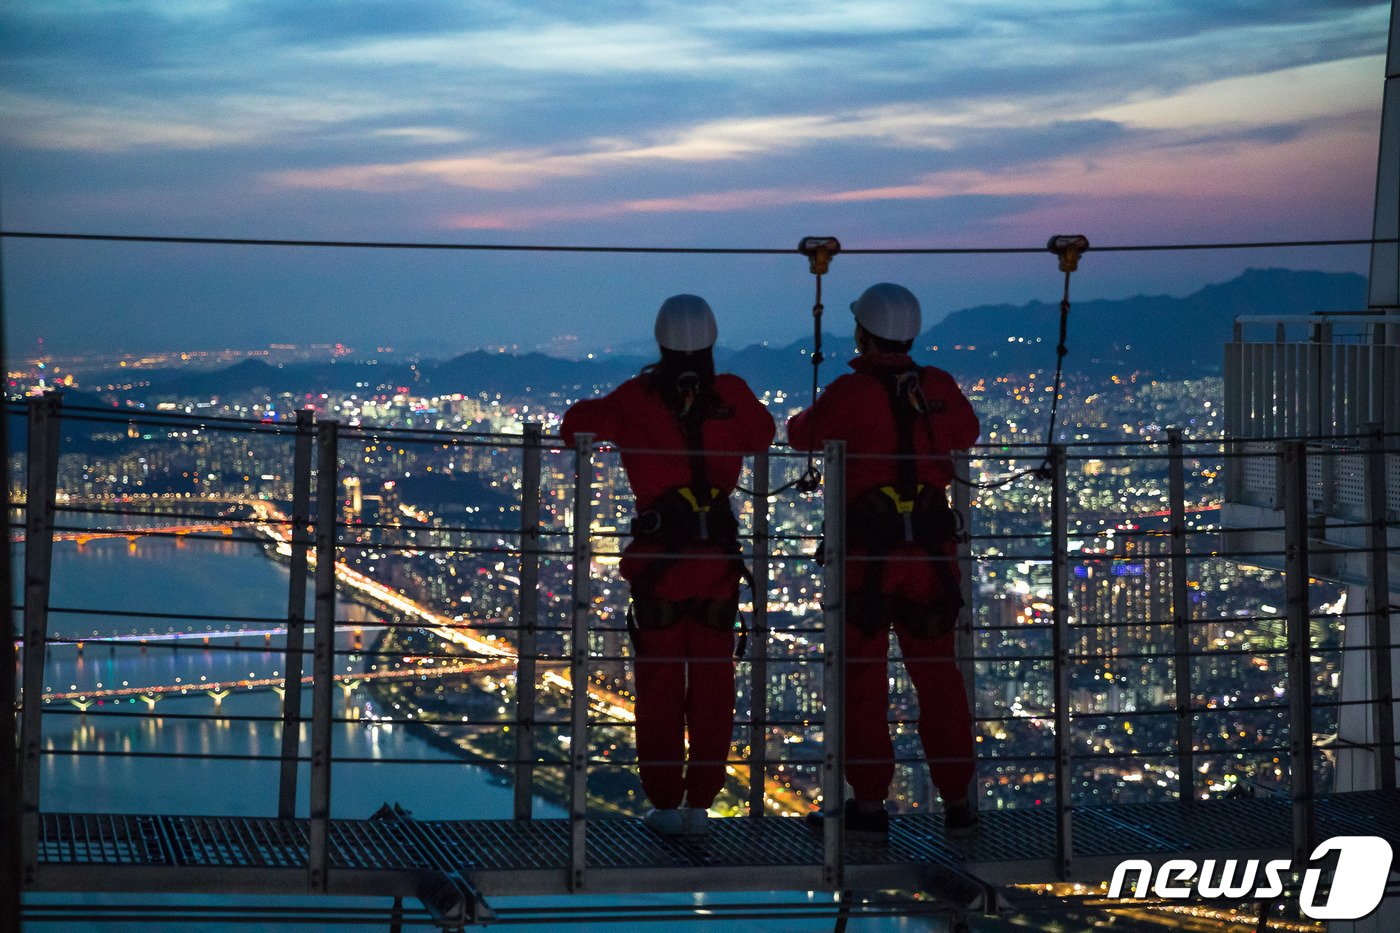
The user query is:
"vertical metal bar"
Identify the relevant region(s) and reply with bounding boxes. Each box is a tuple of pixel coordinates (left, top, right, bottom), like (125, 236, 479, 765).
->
(952, 452, 976, 782)
(568, 433, 594, 893)
(19, 393, 61, 886)
(1224, 335, 1241, 501)
(1167, 430, 1195, 802)
(1348, 345, 1363, 435)
(1288, 332, 1300, 435)
(514, 423, 543, 821)
(308, 420, 339, 892)
(1049, 444, 1073, 881)
(747, 449, 771, 818)
(0, 247, 18, 931)
(1307, 323, 1322, 439)
(1367, 0, 1400, 308)
(821, 440, 847, 891)
(1268, 337, 1281, 436)
(1364, 424, 1396, 790)
(1263, 342, 1276, 435)
(278, 409, 315, 819)
(1319, 325, 1335, 434)
(1281, 441, 1315, 864)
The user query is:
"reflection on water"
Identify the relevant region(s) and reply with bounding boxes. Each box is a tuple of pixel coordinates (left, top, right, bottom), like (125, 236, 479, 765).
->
(21, 535, 898, 931)
(24, 535, 531, 820)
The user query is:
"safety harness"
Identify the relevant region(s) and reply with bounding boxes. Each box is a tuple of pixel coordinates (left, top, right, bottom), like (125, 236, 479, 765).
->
(843, 366, 965, 638)
(626, 401, 750, 657)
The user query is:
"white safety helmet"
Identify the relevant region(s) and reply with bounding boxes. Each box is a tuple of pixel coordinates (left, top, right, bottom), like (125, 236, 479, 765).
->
(654, 294, 718, 352)
(851, 282, 921, 342)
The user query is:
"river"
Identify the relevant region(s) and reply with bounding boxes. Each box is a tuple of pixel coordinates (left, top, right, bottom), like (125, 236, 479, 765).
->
(20, 533, 924, 931)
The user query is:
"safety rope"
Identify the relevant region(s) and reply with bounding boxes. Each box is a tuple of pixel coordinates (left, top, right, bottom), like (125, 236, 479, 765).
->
(0, 229, 1393, 254)
(951, 234, 1088, 491)
(733, 233, 1090, 497)
(755, 236, 841, 498)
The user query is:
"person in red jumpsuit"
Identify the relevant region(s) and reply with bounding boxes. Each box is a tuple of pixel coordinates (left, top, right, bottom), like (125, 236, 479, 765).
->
(787, 282, 981, 841)
(562, 295, 776, 837)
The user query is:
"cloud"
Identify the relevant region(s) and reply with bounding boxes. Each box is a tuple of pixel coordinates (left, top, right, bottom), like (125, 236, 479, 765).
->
(268, 100, 1070, 193)
(0, 91, 256, 151)
(1090, 54, 1382, 130)
(368, 126, 473, 145)
(434, 105, 1376, 235)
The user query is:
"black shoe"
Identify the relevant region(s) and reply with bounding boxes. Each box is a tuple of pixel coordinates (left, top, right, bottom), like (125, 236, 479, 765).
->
(943, 800, 981, 839)
(805, 799, 889, 842)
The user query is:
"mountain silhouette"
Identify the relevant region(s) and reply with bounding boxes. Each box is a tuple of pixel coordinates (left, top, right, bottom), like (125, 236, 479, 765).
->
(120, 268, 1366, 403)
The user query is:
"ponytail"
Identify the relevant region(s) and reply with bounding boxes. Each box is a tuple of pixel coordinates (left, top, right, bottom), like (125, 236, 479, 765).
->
(641, 347, 717, 420)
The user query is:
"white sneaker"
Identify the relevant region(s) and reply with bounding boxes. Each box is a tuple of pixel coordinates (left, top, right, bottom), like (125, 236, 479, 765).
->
(642, 808, 686, 836)
(682, 807, 712, 836)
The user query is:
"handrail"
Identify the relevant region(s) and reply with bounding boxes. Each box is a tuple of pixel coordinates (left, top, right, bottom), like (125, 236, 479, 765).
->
(1233, 314, 1400, 325)
(9, 389, 1398, 904)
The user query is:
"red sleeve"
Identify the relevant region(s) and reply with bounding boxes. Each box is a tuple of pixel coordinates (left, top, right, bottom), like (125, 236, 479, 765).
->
(561, 392, 623, 446)
(926, 368, 980, 450)
(786, 374, 855, 451)
(718, 375, 776, 451)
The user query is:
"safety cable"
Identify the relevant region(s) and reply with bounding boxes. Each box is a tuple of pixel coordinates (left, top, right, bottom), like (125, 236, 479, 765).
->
(2, 229, 1394, 253)
(791, 237, 838, 495)
(733, 237, 838, 498)
(950, 234, 1088, 491)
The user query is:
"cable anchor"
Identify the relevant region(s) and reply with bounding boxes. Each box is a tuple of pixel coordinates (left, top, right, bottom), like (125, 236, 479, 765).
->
(795, 236, 841, 493)
(1046, 234, 1089, 273)
(798, 236, 841, 275)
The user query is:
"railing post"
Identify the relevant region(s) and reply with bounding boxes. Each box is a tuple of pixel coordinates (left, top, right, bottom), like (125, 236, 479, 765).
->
(514, 423, 543, 821)
(1167, 430, 1195, 803)
(19, 392, 62, 887)
(568, 433, 594, 893)
(278, 409, 315, 819)
(1, 320, 17, 933)
(1281, 440, 1315, 864)
(952, 452, 976, 779)
(821, 440, 847, 891)
(1363, 424, 1395, 790)
(1049, 443, 1073, 881)
(308, 420, 339, 892)
(1223, 323, 1242, 502)
(748, 449, 771, 818)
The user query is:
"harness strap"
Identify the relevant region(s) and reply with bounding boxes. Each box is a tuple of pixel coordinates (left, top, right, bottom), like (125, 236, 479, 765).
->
(627, 397, 751, 653)
(847, 365, 965, 637)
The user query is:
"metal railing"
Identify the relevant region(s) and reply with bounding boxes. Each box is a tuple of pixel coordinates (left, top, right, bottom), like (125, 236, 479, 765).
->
(7, 392, 1400, 897)
(1225, 314, 1400, 517)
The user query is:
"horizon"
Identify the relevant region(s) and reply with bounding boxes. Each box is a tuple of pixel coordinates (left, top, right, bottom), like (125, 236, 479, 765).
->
(1, 2, 1388, 357)
(12, 263, 1370, 364)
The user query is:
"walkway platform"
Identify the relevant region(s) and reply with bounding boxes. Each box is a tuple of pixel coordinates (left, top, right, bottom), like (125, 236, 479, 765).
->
(31, 790, 1400, 904)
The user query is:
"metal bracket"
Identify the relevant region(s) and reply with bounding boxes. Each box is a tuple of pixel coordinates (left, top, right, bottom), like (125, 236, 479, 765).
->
(370, 803, 494, 928)
(917, 861, 1006, 917)
(417, 869, 495, 929)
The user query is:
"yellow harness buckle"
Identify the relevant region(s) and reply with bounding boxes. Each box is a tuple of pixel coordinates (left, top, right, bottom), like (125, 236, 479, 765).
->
(678, 486, 721, 513)
(877, 484, 926, 542)
(878, 484, 925, 514)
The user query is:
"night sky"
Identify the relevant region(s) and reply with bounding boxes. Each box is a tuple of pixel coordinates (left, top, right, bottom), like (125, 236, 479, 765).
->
(0, 1, 1388, 358)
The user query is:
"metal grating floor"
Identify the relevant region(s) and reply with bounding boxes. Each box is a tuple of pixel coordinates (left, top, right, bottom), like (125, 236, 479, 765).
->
(33, 790, 1400, 896)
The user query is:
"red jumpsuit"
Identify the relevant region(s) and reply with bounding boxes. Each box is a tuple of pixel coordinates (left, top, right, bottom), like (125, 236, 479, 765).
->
(788, 350, 980, 805)
(563, 374, 776, 809)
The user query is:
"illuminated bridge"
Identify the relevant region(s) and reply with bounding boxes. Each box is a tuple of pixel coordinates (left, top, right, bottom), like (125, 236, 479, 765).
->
(4, 364, 1397, 932)
(40, 660, 513, 711)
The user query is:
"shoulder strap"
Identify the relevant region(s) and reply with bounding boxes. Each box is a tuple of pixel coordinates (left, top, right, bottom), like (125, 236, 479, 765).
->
(675, 407, 716, 507)
(875, 369, 922, 497)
